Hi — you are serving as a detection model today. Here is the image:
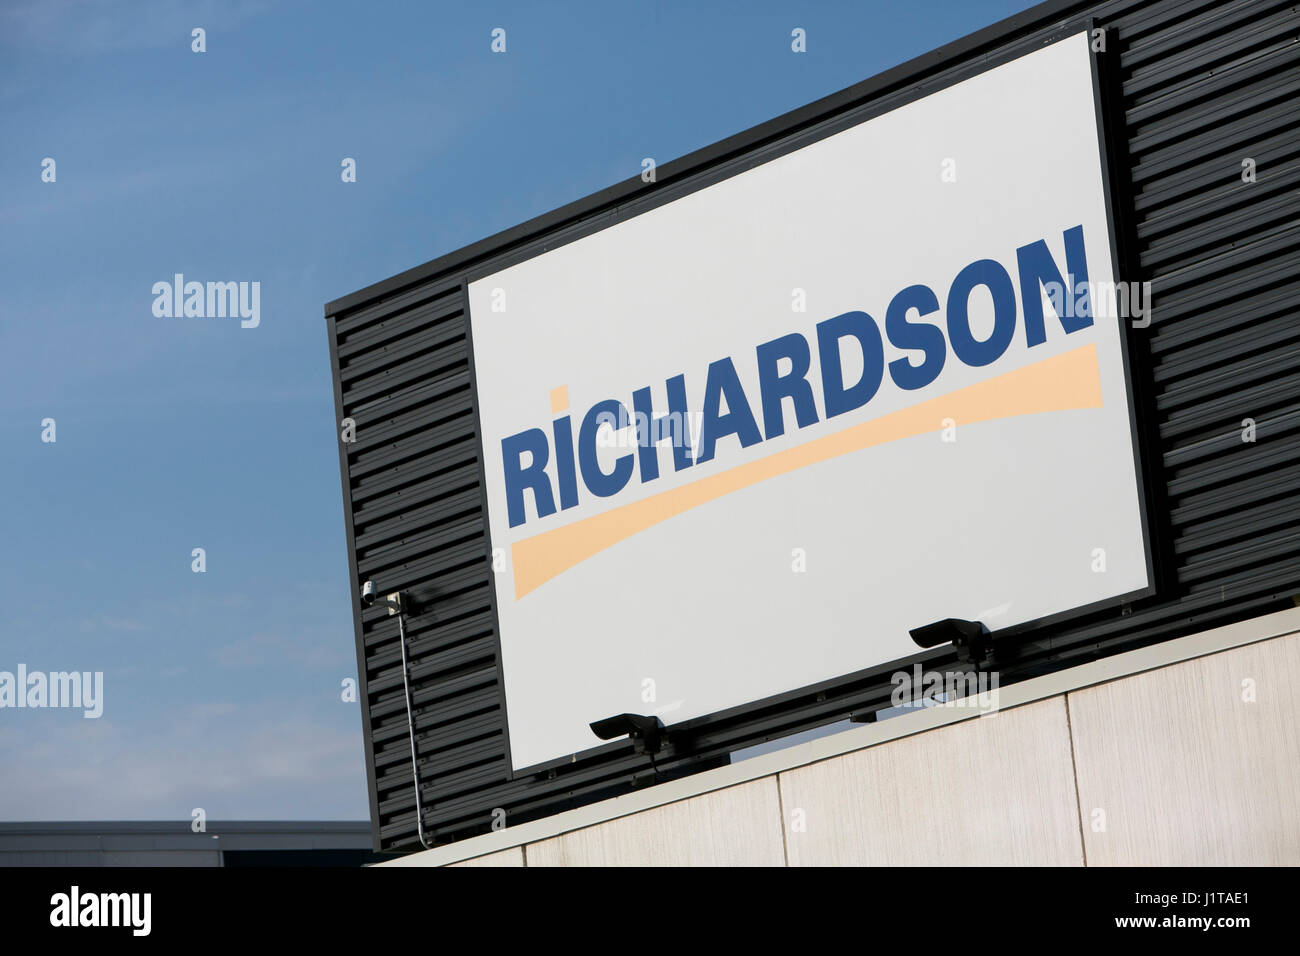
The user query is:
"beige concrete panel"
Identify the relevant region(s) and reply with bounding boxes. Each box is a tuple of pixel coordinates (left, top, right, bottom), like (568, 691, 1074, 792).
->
(779, 698, 1084, 865)
(525, 778, 785, 866)
(1069, 632, 1300, 866)
(448, 847, 525, 867)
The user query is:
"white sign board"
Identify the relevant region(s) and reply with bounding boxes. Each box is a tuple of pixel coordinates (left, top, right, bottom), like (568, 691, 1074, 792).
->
(468, 32, 1150, 772)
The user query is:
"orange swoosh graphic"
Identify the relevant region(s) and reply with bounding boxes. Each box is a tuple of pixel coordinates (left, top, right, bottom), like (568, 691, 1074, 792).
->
(511, 342, 1102, 599)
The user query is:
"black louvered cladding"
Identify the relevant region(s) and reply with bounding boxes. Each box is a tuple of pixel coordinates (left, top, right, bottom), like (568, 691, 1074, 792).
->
(328, 0, 1300, 852)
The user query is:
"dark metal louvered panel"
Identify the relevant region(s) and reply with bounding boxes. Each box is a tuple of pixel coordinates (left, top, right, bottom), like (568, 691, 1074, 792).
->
(327, 0, 1300, 852)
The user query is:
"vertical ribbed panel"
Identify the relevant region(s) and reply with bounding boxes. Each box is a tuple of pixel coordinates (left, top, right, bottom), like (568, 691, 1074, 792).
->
(328, 0, 1300, 851)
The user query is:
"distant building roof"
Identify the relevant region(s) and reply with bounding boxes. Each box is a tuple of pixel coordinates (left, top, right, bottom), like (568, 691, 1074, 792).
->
(0, 821, 383, 867)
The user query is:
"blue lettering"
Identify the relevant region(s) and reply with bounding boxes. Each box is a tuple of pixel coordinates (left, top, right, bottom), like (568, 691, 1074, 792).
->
(817, 311, 885, 418)
(552, 415, 579, 510)
(578, 400, 635, 497)
(756, 332, 819, 440)
(885, 284, 945, 391)
(633, 375, 694, 482)
(946, 259, 1016, 367)
(1017, 224, 1093, 348)
(502, 428, 555, 529)
(696, 357, 762, 464)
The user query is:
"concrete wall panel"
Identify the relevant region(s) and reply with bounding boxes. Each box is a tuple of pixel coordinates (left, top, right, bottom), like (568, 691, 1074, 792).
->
(1069, 633, 1300, 866)
(525, 778, 785, 867)
(779, 698, 1084, 866)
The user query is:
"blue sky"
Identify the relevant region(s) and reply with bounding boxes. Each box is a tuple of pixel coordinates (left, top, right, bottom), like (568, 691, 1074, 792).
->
(0, 0, 1039, 820)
